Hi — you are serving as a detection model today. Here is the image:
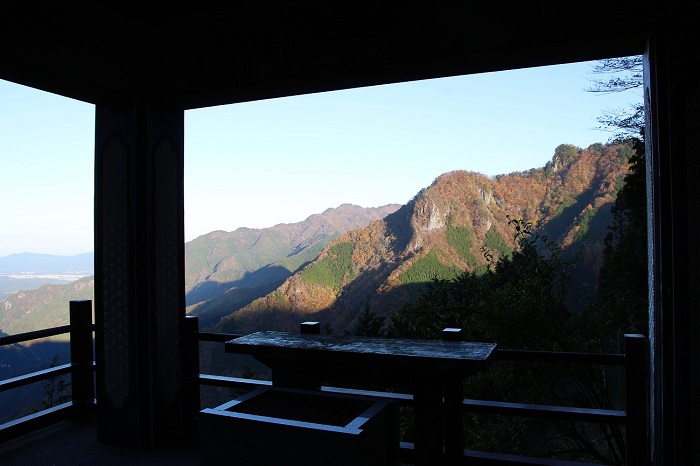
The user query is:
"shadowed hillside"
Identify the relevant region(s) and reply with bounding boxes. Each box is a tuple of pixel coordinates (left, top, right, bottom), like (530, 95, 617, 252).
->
(0, 205, 400, 336)
(185, 203, 400, 327)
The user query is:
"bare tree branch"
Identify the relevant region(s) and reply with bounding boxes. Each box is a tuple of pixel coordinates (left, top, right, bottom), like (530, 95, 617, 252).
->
(587, 56, 644, 140)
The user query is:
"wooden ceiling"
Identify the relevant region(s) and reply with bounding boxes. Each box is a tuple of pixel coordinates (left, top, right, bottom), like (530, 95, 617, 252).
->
(0, 2, 650, 110)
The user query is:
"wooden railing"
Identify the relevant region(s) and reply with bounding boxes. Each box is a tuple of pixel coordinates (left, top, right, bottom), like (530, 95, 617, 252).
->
(1, 306, 648, 465)
(0, 300, 95, 442)
(183, 315, 649, 466)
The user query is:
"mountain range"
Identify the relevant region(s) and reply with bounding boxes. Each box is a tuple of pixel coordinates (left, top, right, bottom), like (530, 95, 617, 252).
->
(0, 141, 635, 423)
(0, 252, 94, 302)
(214, 141, 632, 336)
(185, 204, 401, 327)
(0, 252, 94, 274)
(0, 141, 634, 339)
(0, 205, 400, 334)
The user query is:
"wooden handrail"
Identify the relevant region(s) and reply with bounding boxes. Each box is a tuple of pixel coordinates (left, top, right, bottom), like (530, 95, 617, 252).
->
(0, 300, 96, 443)
(0, 363, 72, 393)
(185, 316, 649, 465)
(461, 398, 626, 424)
(0, 308, 648, 465)
(0, 325, 71, 346)
(498, 349, 626, 366)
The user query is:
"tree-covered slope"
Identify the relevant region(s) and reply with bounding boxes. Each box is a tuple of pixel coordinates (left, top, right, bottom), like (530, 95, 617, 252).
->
(184, 203, 400, 327)
(0, 276, 94, 335)
(0, 205, 400, 336)
(185, 203, 400, 303)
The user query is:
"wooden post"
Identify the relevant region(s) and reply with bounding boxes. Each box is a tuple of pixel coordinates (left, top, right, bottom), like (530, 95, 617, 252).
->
(413, 380, 444, 465)
(442, 329, 464, 463)
(442, 328, 462, 341)
(70, 299, 94, 417)
(182, 315, 200, 435)
(269, 322, 322, 388)
(625, 334, 648, 465)
(300, 322, 321, 334)
(443, 375, 463, 464)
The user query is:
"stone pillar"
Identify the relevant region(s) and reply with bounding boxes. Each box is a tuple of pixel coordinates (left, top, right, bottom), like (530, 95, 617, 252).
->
(645, 21, 700, 464)
(94, 100, 185, 448)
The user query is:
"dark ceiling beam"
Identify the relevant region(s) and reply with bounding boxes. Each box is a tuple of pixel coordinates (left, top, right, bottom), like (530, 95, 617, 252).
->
(169, 31, 647, 110)
(0, 2, 651, 109)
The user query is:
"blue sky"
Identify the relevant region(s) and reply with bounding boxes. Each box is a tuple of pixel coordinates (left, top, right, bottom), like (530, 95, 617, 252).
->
(0, 59, 641, 256)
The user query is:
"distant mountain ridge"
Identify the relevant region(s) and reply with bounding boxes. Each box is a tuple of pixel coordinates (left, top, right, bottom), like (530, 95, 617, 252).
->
(0, 252, 94, 301)
(0, 205, 400, 335)
(185, 203, 401, 326)
(216, 142, 633, 335)
(0, 141, 634, 340)
(0, 276, 94, 335)
(0, 252, 94, 274)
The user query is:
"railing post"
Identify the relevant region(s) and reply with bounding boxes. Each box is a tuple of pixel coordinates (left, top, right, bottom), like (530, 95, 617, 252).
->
(70, 299, 94, 417)
(442, 327, 462, 342)
(300, 321, 321, 334)
(443, 328, 464, 463)
(624, 334, 648, 465)
(183, 315, 201, 434)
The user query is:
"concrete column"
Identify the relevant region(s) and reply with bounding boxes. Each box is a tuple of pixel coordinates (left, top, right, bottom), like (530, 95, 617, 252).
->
(94, 100, 185, 448)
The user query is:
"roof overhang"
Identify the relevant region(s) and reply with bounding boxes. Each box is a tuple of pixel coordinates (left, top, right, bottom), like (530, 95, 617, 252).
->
(0, 2, 650, 109)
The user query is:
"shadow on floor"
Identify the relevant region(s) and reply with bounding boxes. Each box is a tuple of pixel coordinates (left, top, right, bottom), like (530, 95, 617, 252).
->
(0, 419, 199, 465)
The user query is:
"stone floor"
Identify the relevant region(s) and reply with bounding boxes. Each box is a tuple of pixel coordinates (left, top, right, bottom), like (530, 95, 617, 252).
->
(0, 419, 199, 465)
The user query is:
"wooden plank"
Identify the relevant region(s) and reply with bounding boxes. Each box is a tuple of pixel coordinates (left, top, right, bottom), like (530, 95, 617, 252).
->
(463, 449, 613, 466)
(0, 325, 71, 346)
(0, 402, 75, 443)
(498, 349, 625, 366)
(462, 399, 626, 424)
(198, 374, 272, 389)
(0, 363, 71, 393)
(399, 443, 612, 466)
(228, 331, 496, 363)
(321, 386, 414, 405)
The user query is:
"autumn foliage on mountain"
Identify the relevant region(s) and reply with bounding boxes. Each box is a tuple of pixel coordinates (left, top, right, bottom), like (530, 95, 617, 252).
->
(215, 141, 633, 335)
(185, 203, 400, 327)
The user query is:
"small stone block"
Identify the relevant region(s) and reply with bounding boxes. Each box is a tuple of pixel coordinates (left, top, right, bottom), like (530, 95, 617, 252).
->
(300, 322, 321, 334)
(442, 328, 462, 341)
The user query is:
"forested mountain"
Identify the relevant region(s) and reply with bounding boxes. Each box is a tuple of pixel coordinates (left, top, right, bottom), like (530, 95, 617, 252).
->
(215, 141, 633, 335)
(0, 276, 94, 335)
(0, 252, 93, 300)
(0, 205, 399, 336)
(0, 276, 88, 423)
(185, 203, 400, 327)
